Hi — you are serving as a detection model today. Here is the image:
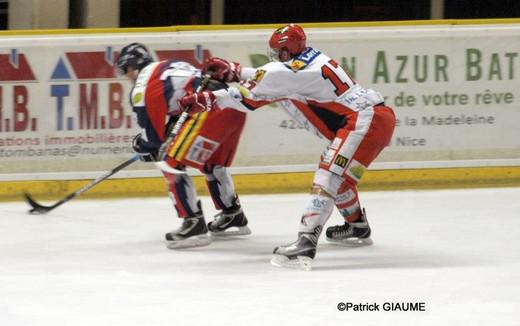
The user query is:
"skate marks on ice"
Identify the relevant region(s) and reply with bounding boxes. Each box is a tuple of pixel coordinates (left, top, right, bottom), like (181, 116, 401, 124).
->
(2, 188, 518, 274)
(310, 243, 486, 271)
(1, 188, 519, 326)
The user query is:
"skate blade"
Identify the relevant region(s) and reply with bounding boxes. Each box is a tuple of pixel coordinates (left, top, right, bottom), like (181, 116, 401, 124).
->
(210, 226, 252, 237)
(166, 234, 211, 249)
(326, 237, 373, 247)
(270, 254, 312, 271)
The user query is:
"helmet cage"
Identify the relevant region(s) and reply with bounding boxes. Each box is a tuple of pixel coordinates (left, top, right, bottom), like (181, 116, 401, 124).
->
(116, 43, 153, 75)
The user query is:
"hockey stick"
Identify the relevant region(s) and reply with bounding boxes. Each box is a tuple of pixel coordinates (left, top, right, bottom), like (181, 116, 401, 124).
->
(24, 154, 140, 214)
(155, 74, 211, 174)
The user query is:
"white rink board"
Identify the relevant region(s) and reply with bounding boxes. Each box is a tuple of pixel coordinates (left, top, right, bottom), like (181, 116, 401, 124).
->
(1, 23, 520, 178)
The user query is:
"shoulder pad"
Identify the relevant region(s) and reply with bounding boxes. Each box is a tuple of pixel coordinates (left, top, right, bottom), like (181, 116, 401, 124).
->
(259, 61, 292, 75)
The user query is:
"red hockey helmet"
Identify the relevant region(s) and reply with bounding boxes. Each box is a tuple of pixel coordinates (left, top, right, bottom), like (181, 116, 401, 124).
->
(268, 24, 307, 62)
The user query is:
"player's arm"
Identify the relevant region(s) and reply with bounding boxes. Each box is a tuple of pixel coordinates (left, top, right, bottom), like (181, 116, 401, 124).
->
(186, 58, 300, 112)
(131, 100, 164, 162)
(202, 56, 262, 82)
(180, 71, 300, 113)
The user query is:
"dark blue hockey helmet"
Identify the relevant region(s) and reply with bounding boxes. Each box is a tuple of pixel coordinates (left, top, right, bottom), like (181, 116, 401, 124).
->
(116, 42, 153, 75)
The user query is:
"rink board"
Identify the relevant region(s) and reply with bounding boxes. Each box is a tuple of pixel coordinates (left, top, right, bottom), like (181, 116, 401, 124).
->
(1, 19, 520, 200)
(2, 165, 520, 201)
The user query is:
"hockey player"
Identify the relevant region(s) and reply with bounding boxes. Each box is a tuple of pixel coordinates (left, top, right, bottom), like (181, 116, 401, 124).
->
(180, 24, 395, 270)
(116, 43, 250, 249)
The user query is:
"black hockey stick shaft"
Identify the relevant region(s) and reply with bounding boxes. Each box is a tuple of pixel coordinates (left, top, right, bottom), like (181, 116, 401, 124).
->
(24, 154, 139, 214)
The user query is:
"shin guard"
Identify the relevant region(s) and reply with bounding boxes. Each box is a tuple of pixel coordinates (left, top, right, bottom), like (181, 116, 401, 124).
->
(298, 194, 336, 234)
(163, 171, 200, 218)
(204, 165, 238, 210)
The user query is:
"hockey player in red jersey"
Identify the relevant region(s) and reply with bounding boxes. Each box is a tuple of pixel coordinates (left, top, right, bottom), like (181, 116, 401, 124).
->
(116, 43, 250, 249)
(180, 24, 396, 270)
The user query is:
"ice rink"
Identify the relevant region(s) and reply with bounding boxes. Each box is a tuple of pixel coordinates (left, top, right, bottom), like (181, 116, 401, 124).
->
(1, 187, 519, 326)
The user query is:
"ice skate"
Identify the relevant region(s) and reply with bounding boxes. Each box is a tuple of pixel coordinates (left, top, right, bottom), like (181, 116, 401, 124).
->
(208, 207, 251, 237)
(165, 214, 211, 249)
(270, 227, 321, 271)
(326, 208, 373, 246)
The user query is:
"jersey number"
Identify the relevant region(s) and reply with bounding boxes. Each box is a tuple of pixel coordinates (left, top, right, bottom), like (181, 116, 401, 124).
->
(321, 59, 350, 96)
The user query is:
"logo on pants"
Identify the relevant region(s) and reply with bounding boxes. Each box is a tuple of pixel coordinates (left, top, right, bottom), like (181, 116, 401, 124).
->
(334, 154, 349, 168)
(185, 136, 220, 164)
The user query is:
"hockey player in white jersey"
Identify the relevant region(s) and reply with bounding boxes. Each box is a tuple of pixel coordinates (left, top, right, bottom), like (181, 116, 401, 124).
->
(180, 24, 396, 270)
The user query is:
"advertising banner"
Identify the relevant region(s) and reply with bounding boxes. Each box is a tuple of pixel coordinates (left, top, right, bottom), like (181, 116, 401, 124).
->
(0, 23, 519, 179)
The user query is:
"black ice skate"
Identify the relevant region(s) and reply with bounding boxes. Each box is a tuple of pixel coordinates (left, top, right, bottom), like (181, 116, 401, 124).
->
(325, 208, 373, 246)
(270, 226, 321, 271)
(165, 213, 211, 249)
(208, 207, 251, 237)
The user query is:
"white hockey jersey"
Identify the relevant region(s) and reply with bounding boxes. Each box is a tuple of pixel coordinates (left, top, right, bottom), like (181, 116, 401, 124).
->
(214, 47, 385, 140)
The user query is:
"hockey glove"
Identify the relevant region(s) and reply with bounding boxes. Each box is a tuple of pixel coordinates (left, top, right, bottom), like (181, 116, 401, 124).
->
(132, 134, 158, 162)
(202, 57, 241, 82)
(179, 91, 216, 114)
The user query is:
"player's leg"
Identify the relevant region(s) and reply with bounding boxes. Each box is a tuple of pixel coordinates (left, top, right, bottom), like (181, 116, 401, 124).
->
(162, 169, 211, 249)
(161, 111, 216, 248)
(271, 169, 342, 271)
(203, 164, 250, 236)
(326, 180, 372, 246)
(325, 105, 395, 245)
(271, 105, 395, 270)
(162, 116, 216, 249)
(184, 108, 250, 236)
(271, 113, 358, 269)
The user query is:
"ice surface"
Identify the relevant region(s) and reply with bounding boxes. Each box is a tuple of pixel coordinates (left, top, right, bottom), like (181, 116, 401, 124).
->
(1, 188, 519, 326)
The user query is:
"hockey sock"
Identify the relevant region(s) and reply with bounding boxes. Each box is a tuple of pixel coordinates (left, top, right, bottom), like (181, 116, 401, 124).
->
(204, 165, 238, 211)
(335, 187, 362, 222)
(163, 172, 200, 218)
(298, 194, 336, 234)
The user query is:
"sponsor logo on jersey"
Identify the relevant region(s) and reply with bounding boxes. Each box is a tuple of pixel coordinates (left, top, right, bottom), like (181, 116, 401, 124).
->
(334, 154, 349, 168)
(253, 69, 266, 82)
(289, 47, 321, 71)
(290, 60, 306, 71)
(295, 47, 321, 63)
(132, 92, 143, 105)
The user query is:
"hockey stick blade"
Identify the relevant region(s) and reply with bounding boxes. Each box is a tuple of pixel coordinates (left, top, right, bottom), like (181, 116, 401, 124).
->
(154, 161, 188, 174)
(24, 192, 58, 214)
(23, 155, 139, 215)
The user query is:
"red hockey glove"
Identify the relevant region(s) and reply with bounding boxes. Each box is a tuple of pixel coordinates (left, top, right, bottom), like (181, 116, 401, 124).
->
(179, 91, 217, 114)
(202, 57, 241, 82)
